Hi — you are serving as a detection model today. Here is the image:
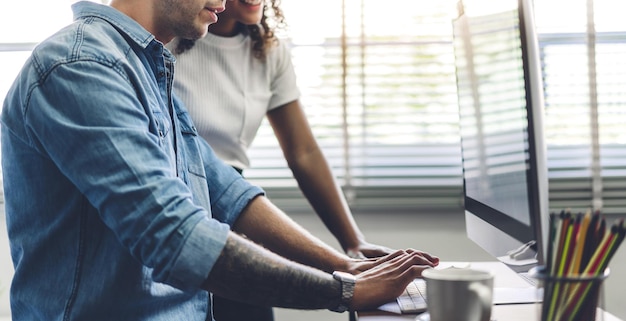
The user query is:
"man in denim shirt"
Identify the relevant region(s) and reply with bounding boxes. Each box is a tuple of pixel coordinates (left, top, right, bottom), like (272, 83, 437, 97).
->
(1, 0, 439, 320)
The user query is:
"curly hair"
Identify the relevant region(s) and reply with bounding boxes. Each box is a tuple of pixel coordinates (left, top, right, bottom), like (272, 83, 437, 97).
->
(174, 0, 287, 59)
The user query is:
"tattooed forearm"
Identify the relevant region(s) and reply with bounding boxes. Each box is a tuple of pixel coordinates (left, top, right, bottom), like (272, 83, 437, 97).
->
(202, 232, 343, 310)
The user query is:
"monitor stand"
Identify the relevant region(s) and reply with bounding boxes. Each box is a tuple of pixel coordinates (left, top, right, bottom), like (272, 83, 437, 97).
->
(497, 241, 539, 273)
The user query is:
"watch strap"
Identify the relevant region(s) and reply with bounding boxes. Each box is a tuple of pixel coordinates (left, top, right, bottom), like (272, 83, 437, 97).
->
(330, 271, 356, 313)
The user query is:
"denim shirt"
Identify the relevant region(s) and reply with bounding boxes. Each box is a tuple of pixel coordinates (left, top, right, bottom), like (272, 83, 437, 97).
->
(0, 2, 263, 320)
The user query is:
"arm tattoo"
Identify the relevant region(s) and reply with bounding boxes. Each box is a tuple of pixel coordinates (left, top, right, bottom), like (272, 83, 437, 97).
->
(202, 233, 343, 310)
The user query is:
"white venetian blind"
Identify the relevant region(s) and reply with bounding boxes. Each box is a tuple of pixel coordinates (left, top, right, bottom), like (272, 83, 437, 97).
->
(244, 0, 464, 212)
(245, 0, 626, 215)
(535, 0, 626, 214)
(0, 0, 624, 216)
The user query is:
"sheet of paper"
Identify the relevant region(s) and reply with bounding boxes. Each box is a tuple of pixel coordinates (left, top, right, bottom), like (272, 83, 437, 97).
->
(494, 287, 542, 304)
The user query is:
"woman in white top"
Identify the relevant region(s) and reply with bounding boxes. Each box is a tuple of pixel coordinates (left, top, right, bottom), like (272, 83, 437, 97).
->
(169, 1, 395, 319)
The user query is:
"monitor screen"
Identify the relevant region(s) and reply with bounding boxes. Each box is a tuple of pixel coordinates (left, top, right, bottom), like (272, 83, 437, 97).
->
(453, 0, 549, 271)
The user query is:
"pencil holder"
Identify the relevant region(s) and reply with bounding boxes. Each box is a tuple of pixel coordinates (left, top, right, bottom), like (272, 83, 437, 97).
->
(529, 266, 609, 321)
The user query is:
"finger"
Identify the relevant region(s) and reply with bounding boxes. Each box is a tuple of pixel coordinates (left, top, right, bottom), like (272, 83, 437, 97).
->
(361, 248, 389, 258)
(346, 248, 367, 259)
(361, 251, 427, 278)
(361, 244, 395, 257)
(361, 249, 409, 268)
(346, 250, 410, 274)
(350, 252, 408, 276)
(400, 264, 434, 281)
(403, 249, 440, 265)
(417, 251, 440, 264)
(388, 251, 438, 273)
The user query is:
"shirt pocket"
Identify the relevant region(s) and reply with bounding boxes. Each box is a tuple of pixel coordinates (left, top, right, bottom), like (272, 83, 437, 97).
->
(150, 109, 172, 147)
(177, 110, 211, 210)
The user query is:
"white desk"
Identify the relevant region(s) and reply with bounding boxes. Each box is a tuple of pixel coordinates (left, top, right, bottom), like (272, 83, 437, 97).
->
(357, 261, 622, 321)
(358, 304, 621, 321)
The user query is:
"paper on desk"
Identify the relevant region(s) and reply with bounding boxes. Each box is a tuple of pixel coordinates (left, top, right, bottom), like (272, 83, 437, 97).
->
(494, 287, 542, 304)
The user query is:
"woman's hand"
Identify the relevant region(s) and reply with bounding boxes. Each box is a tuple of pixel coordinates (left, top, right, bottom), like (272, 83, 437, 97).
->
(346, 241, 395, 259)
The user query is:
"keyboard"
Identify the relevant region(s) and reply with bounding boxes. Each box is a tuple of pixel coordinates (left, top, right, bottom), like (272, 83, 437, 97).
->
(396, 278, 428, 314)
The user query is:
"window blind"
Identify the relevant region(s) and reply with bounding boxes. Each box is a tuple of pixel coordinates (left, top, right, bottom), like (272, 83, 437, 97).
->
(536, 0, 626, 215)
(245, 0, 626, 215)
(244, 0, 464, 213)
(0, 0, 624, 216)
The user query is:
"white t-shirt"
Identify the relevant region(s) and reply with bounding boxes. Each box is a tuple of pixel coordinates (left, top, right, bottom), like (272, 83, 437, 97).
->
(169, 32, 300, 169)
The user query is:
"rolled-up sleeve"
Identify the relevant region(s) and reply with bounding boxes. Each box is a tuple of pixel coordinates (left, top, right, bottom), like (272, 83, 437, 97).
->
(165, 218, 230, 290)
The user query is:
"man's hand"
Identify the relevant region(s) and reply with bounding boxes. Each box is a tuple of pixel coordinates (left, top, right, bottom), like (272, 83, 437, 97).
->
(343, 249, 439, 275)
(349, 251, 435, 311)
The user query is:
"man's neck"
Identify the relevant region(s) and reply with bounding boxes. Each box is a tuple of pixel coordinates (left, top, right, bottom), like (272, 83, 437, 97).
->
(109, 0, 174, 43)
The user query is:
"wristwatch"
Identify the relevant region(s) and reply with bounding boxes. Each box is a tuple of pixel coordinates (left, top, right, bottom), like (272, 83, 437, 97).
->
(330, 271, 356, 313)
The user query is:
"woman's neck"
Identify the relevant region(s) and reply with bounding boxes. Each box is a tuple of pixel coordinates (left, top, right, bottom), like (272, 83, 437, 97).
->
(209, 17, 242, 37)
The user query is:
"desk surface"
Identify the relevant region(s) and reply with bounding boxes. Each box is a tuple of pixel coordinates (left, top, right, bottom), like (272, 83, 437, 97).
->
(358, 304, 621, 321)
(357, 261, 622, 321)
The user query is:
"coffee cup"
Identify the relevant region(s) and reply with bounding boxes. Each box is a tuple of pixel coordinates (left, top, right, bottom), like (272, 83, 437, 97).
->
(422, 267, 494, 321)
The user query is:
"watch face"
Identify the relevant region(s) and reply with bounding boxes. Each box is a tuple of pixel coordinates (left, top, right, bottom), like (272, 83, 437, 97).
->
(333, 271, 356, 283)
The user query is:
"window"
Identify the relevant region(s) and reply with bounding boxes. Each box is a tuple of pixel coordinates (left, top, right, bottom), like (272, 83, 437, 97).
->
(1, 0, 624, 215)
(245, 0, 626, 214)
(535, 0, 626, 214)
(245, 0, 464, 212)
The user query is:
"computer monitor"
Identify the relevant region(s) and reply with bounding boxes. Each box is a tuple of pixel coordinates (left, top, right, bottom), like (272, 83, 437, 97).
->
(453, 0, 549, 272)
